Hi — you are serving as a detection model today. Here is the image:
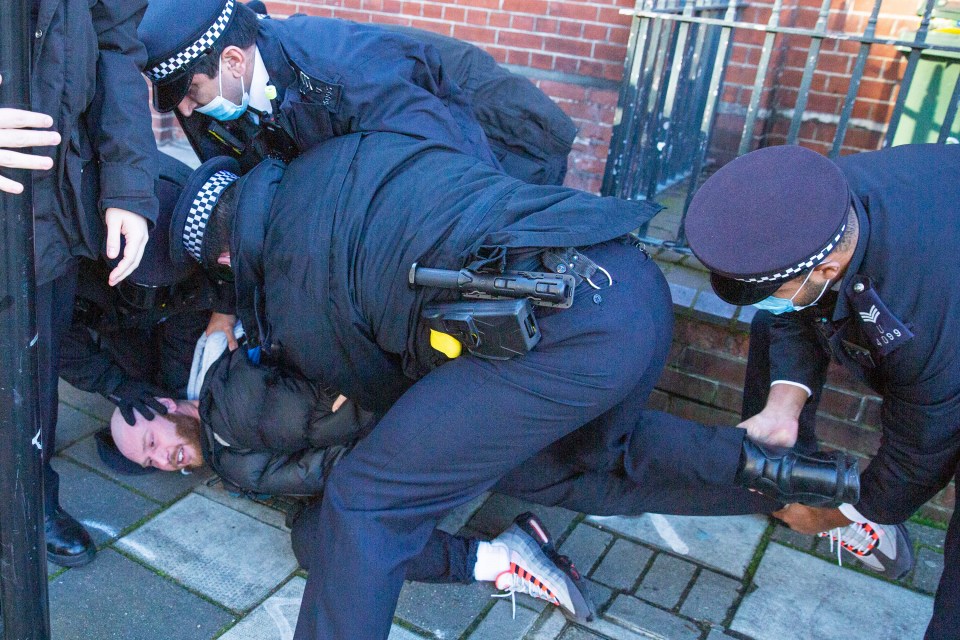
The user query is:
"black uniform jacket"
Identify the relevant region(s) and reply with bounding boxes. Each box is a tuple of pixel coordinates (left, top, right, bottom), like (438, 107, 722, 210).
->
(766, 144, 960, 523)
(32, 0, 158, 284)
(198, 346, 375, 496)
(380, 25, 577, 186)
(178, 16, 496, 172)
(230, 132, 660, 414)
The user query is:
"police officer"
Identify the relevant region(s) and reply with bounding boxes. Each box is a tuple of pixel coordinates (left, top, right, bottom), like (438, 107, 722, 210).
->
(0, 0, 157, 567)
(169, 135, 860, 639)
(134, 0, 576, 184)
(685, 143, 960, 639)
(60, 154, 219, 476)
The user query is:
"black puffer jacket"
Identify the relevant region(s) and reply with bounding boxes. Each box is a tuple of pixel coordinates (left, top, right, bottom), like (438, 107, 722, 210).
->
(198, 347, 377, 496)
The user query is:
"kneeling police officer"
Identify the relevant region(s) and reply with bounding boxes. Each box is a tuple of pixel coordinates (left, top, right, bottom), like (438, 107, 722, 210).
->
(168, 131, 862, 639)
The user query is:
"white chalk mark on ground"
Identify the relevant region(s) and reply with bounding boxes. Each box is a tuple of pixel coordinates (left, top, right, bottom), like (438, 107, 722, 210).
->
(117, 538, 157, 562)
(649, 514, 690, 555)
(264, 598, 298, 640)
(81, 519, 119, 538)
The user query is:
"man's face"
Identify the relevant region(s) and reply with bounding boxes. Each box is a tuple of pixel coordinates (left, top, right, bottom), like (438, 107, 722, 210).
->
(110, 401, 204, 472)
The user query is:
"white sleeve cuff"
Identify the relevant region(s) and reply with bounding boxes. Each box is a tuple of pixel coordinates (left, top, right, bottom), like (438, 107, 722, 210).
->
(838, 503, 867, 523)
(771, 380, 813, 397)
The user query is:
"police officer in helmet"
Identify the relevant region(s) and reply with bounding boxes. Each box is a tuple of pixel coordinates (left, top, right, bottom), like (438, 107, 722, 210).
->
(61, 153, 221, 476)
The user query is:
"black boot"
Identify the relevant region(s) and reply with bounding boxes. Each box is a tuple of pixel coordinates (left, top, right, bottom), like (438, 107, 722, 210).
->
(736, 439, 860, 507)
(46, 507, 96, 568)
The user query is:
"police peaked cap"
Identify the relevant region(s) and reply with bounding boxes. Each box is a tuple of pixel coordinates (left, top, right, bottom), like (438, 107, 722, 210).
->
(139, 0, 240, 112)
(106, 153, 200, 287)
(684, 145, 851, 306)
(170, 156, 241, 267)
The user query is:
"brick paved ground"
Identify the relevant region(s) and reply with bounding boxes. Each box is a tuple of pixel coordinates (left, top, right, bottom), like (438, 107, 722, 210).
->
(39, 381, 941, 640)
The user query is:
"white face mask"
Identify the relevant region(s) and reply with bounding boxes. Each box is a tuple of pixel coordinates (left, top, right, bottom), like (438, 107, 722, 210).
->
(196, 56, 249, 121)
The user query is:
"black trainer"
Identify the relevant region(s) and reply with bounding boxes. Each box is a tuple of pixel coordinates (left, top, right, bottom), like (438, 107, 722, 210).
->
(736, 440, 860, 507)
(490, 512, 596, 622)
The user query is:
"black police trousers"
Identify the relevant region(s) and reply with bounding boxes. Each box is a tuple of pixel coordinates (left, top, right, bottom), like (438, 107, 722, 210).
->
(292, 241, 774, 639)
(37, 264, 80, 514)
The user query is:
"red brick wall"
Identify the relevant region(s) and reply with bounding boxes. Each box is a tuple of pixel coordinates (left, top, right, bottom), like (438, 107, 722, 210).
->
(716, 0, 919, 160)
(651, 315, 955, 524)
(152, 0, 926, 187)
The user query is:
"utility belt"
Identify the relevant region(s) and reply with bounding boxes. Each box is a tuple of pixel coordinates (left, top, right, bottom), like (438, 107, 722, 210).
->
(410, 247, 613, 361)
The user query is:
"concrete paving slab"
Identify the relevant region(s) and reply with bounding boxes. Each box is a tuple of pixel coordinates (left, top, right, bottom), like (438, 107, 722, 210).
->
(61, 434, 212, 504)
(636, 553, 697, 609)
(220, 577, 304, 640)
(529, 610, 569, 640)
(587, 514, 767, 577)
(52, 457, 157, 545)
(559, 523, 613, 575)
(603, 594, 702, 640)
(680, 569, 740, 625)
(194, 481, 289, 530)
(591, 539, 652, 591)
(438, 492, 490, 535)
(732, 543, 934, 640)
(117, 493, 298, 611)
(395, 580, 495, 639)
(59, 380, 116, 421)
(388, 626, 431, 640)
(468, 494, 578, 542)
(49, 548, 233, 640)
(911, 547, 945, 594)
(55, 403, 106, 453)
(467, 599, 539, 639)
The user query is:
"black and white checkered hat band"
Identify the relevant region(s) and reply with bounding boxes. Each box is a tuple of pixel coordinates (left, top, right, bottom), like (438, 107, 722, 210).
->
(146, 0, 235, 82)
(735, 224, 846, 284)
(182, 170, 238, 262)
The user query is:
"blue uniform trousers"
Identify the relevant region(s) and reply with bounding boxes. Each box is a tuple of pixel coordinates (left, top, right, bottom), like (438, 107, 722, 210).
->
(293, 242, 772, 639)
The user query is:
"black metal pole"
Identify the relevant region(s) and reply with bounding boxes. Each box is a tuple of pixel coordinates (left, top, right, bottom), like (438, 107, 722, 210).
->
(0, 0, 54, 637)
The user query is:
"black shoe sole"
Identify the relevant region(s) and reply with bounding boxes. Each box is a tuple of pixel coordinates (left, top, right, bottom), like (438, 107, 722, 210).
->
(47, 546, 96, 568)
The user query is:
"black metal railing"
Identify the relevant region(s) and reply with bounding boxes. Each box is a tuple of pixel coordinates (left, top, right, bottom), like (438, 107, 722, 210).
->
(604, 0, 960, 250)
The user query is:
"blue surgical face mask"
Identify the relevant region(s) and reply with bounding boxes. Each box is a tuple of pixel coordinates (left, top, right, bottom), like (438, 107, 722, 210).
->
(196, 57, 249, 121)
(753, 268, 831, 315)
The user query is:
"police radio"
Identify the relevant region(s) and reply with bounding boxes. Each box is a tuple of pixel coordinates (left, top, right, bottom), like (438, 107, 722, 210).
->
(410, 263, 576, 360)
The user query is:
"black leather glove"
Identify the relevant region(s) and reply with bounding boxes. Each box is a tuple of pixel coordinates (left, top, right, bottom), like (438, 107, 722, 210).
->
(106, 380, 169, 426)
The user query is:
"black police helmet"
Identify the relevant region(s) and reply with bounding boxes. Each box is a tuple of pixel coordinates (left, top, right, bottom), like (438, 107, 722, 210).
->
(139, 0, 239, 112)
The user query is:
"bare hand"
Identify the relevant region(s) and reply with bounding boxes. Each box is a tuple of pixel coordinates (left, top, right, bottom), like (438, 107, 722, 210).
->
(737, 383, 808, 448)
(205, 312, 239, 351)
(738, 409, 799, 448)
(0, 75, 61, 194)
(773, 504, 852, 535)
(105, 208, 149, 285)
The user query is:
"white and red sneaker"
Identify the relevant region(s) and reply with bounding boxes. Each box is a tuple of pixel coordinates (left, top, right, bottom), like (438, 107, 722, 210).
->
(490, 512, 596, 622)
(819, 518, 914, 580)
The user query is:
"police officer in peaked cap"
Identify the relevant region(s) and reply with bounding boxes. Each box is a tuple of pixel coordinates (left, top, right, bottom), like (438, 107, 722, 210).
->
(137, 0, 575, 184)
(685, 143, 960, 639)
